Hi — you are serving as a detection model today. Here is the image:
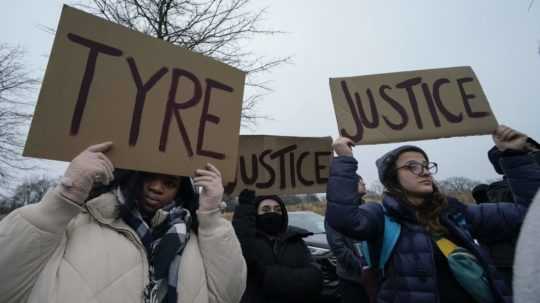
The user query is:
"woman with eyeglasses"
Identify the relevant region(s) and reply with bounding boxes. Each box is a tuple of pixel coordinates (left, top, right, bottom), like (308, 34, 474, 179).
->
(326, 125, 540, 303)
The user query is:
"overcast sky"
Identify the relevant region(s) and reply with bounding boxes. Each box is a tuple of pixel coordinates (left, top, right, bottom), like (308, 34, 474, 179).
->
(1, 0, 540, 190)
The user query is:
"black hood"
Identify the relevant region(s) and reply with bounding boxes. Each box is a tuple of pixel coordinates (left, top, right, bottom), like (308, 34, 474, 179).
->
(254, 194, 289, 235)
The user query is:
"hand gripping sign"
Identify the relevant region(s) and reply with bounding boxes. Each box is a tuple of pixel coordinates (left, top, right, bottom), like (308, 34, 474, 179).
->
(23, 5, 246, 181)
(329, 67, 498, 145)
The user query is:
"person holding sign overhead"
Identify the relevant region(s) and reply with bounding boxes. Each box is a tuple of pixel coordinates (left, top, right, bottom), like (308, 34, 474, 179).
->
(326, 125, 540, 303)
(232, 189, 323, 303)
(0, 142, 246, 303)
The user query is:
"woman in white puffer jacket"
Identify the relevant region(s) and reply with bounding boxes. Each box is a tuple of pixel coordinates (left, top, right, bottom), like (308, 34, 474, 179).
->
(0, 142, 246, 303)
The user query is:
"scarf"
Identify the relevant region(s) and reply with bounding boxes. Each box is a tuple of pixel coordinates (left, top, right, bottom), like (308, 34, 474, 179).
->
(116, 188, 191, 303)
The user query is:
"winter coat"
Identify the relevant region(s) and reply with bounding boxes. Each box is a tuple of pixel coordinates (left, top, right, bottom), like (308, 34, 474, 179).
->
(478, 148, 539, 286)
(0, 186, 247, 303)
(325, 201, 365, 284)
(232, 197, 323, 303)
(326, 151, 540, 303)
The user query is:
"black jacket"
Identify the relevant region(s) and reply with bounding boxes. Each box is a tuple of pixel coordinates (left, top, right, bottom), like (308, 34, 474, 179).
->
(232, 197, 323, 303)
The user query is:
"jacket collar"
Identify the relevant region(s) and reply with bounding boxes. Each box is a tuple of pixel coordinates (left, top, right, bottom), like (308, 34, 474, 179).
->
(85, 192, 121, 224)
(382, 194, 418, 223)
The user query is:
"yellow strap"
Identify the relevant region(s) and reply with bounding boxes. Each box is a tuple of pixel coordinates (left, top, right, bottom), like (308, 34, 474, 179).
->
(435, 237, 457, 257)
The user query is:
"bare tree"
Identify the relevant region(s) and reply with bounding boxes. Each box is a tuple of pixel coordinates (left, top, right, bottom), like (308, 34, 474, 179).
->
(0, 196, 10, 215)
(9, 177, 57, 209)
(79, 0, 290, 125)
(0, 44, 38, 188)
(438, 176, 480, 195)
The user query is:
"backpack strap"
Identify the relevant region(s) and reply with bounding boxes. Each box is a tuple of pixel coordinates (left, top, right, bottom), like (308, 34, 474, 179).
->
(449, 211, 475, 241)
(434, 236, 458, 257)
(359, 240, 373, 267)
(452, 212, 467, 229)
(357, 204, 401, 272)
(378, 208, 401, 270)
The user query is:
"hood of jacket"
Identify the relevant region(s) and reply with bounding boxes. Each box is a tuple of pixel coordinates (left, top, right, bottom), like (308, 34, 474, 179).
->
(254, 195, 289, 234)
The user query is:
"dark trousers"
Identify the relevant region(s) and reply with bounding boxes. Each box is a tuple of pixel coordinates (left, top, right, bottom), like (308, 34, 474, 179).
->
(340, 279, 369, 303)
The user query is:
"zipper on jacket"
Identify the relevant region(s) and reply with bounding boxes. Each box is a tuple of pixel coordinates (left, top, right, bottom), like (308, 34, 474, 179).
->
(272, 239, 280, 259)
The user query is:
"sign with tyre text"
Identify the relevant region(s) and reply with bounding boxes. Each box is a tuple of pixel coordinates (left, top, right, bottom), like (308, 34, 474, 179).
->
(23, 5, 246, 181)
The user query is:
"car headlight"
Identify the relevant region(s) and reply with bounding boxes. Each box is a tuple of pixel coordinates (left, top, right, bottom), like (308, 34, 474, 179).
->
(308, 245, 330, 256)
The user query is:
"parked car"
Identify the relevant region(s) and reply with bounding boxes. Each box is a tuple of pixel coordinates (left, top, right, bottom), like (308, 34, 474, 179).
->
(288, 211, 340, 302)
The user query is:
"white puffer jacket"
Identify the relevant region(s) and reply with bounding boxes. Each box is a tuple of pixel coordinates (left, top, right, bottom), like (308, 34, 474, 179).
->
(0, 186, 246, 303)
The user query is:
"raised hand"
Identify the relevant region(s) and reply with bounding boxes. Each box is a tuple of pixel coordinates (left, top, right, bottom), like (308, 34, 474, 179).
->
(238, 189, 256, 205)
(61, 142, 114, 204)
(194, 163, 224, 211)
(332, 136, 355, 157)
(492, 125, 528, 152)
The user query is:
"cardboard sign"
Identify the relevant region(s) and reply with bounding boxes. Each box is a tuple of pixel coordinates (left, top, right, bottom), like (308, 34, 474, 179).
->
(224, 135, 333, 197)
(330, 66, 498, 145)
(23, 5, 246, 181)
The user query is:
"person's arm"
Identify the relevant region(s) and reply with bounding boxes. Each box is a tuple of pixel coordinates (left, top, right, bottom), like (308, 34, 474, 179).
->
(465, 202, 525, 244)
(489, 125, 540, 207)
(325, 221, 364, 275)
(193, 164, 247, 303)
(466, 126, 540, 243)
(465, 151, 538, 243)
(231, 189, 259, 267)
(259, 240, 323, 300)
(325, 137, 384, 241)
(0, 142, 114, 303)
(197, 209, 247, 303)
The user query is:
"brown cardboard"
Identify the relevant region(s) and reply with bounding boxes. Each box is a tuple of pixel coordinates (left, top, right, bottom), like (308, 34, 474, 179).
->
(224, 135, 333, 197)
(329, 66, 498, 145)
(23, 5, 246, 181)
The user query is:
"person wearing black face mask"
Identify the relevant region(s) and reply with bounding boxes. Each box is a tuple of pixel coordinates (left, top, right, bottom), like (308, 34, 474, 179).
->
(232, 189, 323, 303)
(256, 211, 283, 236)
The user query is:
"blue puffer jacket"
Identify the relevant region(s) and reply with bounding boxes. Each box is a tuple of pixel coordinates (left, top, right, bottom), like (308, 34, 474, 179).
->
(326, 152, 540, 303)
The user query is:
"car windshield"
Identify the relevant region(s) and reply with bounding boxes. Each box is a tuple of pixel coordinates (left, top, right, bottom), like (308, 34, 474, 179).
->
(288, 212, 326, 234)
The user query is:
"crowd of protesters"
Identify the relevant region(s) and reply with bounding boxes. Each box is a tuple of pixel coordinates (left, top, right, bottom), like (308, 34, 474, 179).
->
(1, 125, 540, 303)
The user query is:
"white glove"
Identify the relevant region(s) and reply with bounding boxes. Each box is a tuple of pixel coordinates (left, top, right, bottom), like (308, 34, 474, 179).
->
(194, 163, 224, 211)
(332, 136, 354, 157)
(60, 142, 114, 204)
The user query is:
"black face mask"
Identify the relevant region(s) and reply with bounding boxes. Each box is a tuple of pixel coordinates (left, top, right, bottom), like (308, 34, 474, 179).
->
(256, 213, 283, 235)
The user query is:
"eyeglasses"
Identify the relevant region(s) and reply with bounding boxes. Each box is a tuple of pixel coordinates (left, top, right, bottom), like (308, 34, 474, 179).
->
(396, 161, 438, 176)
